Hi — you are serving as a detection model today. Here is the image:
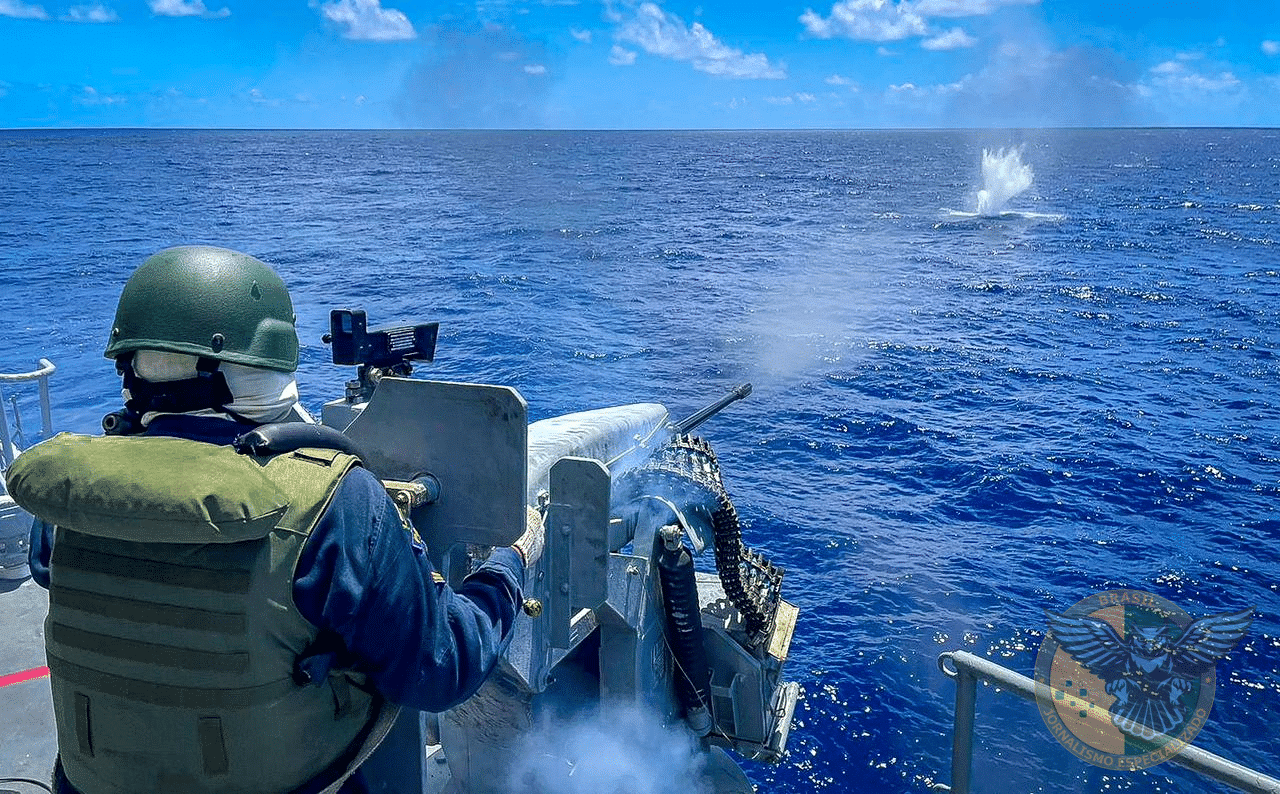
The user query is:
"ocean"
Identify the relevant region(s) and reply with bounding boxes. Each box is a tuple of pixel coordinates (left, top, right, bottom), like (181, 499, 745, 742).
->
(1, 128, 1277, 793)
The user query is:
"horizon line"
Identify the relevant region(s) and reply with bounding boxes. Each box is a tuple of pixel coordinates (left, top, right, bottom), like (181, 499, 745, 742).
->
(3, 124, 1279, 133)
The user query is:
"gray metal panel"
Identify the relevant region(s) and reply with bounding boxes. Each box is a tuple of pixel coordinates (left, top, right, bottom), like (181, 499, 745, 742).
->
(597, 553, 679, 718)
(343, 377, 528, 549)
(547, 457, 610, 650)
(569, 464, 610, 611)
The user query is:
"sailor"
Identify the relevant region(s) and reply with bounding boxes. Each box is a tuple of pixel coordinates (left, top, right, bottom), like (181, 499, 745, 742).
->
(7, 246, 543, 794)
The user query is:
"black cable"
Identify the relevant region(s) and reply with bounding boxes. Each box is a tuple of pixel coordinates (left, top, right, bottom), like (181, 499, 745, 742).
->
(654, 533, 713, 716)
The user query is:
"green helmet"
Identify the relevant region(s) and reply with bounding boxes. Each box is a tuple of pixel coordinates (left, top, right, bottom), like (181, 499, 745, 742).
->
(104, 246, 299, 373)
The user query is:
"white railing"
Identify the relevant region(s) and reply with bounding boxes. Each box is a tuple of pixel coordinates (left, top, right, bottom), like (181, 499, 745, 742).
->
(936, 650, 1280, 794)
(0, 358, 56, 468)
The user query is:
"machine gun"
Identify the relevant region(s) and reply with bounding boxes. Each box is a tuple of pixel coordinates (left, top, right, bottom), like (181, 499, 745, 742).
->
(319, 309, 800, 794)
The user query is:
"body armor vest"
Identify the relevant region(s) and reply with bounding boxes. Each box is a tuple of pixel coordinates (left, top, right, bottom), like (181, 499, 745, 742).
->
(6, 432, 377, 794)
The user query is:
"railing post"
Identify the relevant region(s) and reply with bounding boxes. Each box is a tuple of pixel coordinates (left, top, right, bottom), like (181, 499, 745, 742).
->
(0, 385, 12, 468)
(37, 359, 55, 439)
(950, 660, 977, 794)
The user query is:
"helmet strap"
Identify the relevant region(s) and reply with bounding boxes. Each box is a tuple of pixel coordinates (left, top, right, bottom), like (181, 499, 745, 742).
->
(119, 353, 237, 418)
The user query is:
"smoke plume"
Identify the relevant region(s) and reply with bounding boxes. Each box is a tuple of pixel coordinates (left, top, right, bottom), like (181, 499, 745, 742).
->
(506, 704, 711, 794)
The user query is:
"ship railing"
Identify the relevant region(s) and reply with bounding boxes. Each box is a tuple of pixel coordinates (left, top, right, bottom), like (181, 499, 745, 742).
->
(0, 358, 56, 469)
(936, 649, 1280, 794)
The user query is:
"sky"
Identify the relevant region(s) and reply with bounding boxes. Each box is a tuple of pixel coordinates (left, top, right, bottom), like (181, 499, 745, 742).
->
(1, 0, 1279, 129)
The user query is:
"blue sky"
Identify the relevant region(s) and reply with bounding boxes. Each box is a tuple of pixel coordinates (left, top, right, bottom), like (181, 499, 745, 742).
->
(2, 0, 1278, 128)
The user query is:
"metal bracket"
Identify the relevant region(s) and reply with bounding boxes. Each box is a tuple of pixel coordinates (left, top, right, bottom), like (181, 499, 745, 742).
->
(546, 456, 611, 650)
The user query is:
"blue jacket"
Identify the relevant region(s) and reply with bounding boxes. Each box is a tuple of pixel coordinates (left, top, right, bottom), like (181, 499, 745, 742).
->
(30, 414, 525, 793)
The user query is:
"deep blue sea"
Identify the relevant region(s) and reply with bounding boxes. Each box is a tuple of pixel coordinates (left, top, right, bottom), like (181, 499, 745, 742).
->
(1, 128, 1278, 793)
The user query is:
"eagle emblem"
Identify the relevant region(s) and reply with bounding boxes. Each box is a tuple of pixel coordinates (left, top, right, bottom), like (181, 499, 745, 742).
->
(1045, 606, 1252, 740)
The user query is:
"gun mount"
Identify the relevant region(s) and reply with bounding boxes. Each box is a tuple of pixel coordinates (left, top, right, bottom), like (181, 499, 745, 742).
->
(320, 310, 800, 793)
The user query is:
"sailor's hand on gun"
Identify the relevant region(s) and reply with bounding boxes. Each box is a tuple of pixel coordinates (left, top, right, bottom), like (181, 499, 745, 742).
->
(511, 507, 546, 567)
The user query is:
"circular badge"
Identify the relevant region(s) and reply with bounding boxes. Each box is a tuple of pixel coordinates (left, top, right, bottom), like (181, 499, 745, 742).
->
(1034, 589, 1249, 771)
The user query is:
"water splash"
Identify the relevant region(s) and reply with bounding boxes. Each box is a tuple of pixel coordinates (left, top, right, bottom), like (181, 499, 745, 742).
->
(975, 147, 1033, 216)
(937, 146, 1060, 224)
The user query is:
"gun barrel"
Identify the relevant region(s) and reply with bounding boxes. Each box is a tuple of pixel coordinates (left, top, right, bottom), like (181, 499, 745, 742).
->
(671, 383, 753, 435)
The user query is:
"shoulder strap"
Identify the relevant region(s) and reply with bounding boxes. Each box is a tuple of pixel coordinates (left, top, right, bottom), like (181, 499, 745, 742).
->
(258, 448, 360, 535)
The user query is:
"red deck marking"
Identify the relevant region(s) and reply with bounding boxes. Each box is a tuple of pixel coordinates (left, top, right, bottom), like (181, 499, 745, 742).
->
(0, 666, 50, 688)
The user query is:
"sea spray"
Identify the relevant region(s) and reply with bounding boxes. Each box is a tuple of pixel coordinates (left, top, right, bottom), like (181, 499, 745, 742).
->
(975, 147, 1033, 216)
(506, 704, 710, 794)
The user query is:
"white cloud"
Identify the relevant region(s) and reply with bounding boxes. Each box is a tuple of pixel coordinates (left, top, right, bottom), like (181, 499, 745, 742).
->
(902, 41, 1146, 127)
(248, 87, 280, 106)
(913, 0, 1037, 16)
(1263, 40, 1280, 56)
(1130, 55, 1256, 124)
(1148, 60, 1241, 93)
(800, 0, 926, 41)
(825, 73, 855, 86)
(0, 0, 49, 19)
(570, 27, 592, 43)
(315, 0, 415, 41)
(149, 0, 229, 17)
(922, 26, 976, 50)
(62, 3, 118, 22)
(615, 2, 785, 79)
(764, 92, 818, 105)
(524, 63, 547, 75)
(801, 0, 1031, 43)
(887, 78, 964, 97)
(76, 85, 125, 105)
(608, 44, 637, 65)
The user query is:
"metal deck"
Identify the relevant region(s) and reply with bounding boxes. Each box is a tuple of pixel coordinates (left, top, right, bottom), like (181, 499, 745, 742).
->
(0, 575, 56, 788)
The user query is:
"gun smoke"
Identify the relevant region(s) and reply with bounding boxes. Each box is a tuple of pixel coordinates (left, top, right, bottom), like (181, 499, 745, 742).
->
(506, 704, 711, 794)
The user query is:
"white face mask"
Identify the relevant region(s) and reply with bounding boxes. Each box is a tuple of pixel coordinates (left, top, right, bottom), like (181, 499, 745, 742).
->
(127, 349, 314, 426)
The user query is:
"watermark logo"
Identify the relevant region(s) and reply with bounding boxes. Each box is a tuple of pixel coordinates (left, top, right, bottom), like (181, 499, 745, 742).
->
(1034, 589, 1252, 770)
